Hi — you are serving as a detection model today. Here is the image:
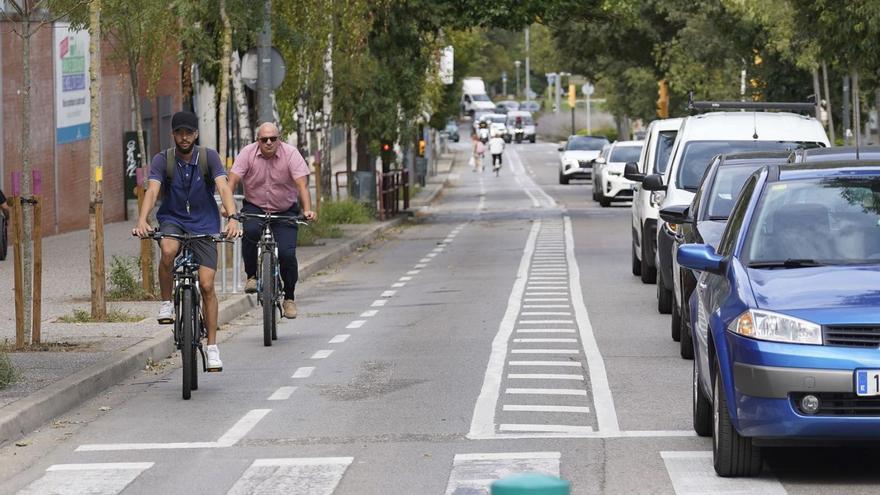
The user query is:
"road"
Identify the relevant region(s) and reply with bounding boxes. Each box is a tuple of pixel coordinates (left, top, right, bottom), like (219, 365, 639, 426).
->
(3, 138, 880, 494)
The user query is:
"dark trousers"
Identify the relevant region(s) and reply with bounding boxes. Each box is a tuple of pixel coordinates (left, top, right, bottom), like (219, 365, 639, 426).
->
(492, 153, 502, 166)
(241, 202, 300, 300)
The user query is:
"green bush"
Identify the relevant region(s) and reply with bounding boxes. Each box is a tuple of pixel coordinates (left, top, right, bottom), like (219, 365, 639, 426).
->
(108, 256, 152, 300)
(0, 351, 14, 389)
(57, 308, 145, 323)
(319, 200, 374, 224)
(297, 219, 343, 247)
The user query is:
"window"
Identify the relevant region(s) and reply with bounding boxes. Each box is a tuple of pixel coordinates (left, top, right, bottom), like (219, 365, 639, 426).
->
(705, 164, 765, 220)
(566, 136, 609, 151)
(654, 130, 677, 174)
(717, 175, 758, 256)
(609, 145, 643, 163)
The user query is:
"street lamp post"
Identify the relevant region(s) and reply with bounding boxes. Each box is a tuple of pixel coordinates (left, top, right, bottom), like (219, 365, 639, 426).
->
(514, 60, 521, 99)
(502, 71, 507, 97)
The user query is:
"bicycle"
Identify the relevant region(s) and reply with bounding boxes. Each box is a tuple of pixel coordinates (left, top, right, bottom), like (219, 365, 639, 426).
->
(136, 231, 228, 400)
(239, 212, 309, 347)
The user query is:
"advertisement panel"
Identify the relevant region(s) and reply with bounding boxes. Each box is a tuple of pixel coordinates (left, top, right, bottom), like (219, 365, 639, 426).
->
(54, 22, 90, 144)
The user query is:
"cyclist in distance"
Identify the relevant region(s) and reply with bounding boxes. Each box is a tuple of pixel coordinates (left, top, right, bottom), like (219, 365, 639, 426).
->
(228, 122, 316, 319)
(132, 111, 242, 372)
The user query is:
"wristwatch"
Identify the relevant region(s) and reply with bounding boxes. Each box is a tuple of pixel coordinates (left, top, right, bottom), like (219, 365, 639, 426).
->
(228, 213, 241, 221)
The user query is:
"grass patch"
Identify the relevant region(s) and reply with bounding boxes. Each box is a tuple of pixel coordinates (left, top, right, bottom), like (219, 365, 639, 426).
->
(107, 256, 156, 301)
(319, 199, 374, 224)
(0, 351, 15, 389)
(0, 341, 98, 352)
(56, 308, 146, 323)
(297, 219, 343, 247)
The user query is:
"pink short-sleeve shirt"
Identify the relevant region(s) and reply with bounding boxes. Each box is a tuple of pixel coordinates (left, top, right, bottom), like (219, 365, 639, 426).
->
(231, 141, 310, 212)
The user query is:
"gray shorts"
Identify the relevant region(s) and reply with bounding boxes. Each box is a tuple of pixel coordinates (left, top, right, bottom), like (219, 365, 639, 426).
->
(157, 222, 218, 270)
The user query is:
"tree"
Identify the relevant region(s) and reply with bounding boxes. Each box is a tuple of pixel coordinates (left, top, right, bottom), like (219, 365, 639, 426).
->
(87, 0, 104, 319)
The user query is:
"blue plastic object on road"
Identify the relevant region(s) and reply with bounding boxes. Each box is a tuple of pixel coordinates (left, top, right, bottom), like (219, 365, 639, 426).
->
(491, 473, 570, 495)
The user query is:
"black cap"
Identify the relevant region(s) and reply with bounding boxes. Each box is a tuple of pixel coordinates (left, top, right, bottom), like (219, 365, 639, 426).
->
(171, 111, 199, 131)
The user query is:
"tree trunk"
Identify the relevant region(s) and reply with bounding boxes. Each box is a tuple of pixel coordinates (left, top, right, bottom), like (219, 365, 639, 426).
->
(89, 0, 106, 319)
(321, 34, 333, 201)
(218, 0, 232, 167)
(822, 61, 835, 144)
(20, 13, 33, 344)
(812, 67, 822, 122)
(615, 115, 631, 140)
(852, 68, 861, 148)
(230, 50, 252, 144)
(345, 125, 352, 196)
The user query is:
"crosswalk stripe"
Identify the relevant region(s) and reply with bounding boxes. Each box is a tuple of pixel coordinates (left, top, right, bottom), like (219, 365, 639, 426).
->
(516, 329, 576, 333)
(508, 360, 582, 366)
(227, 457, 354, 495)
(506, 388, 588, 396)
(500, 424, 593, 433)
(513, 338, 577, 343)
(510, 349, 579, 354)
(18, 463, 153, 495)
(661, 451, 787, 494)
(503, 404, 591, 413)
(444, 452, 560, 495)
(508, 373, 584, 380)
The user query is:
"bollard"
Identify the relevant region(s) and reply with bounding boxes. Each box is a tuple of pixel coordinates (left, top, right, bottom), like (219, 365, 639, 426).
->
(491, 473, 570, 495)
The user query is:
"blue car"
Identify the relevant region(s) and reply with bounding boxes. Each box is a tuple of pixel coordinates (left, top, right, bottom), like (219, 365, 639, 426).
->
(678, 161, 880, 477)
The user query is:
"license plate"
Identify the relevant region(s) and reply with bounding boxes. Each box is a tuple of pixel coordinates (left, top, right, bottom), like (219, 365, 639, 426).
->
(855, 369, 880, 396)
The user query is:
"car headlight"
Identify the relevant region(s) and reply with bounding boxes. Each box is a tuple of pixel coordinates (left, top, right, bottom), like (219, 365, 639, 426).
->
(665, 222, 678, 234)
(728, 310, 822, 345)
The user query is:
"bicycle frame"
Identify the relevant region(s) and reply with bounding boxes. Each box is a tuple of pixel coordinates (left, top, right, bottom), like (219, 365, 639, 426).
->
(172, 244, 207, 368)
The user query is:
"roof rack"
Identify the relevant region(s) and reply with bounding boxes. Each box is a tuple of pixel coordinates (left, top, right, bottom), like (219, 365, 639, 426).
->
(687, 91, 815, 113)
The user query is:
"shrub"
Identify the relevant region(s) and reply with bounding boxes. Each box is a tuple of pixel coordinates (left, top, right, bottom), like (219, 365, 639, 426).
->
(57, 308, 145, 323)
(0, 351, 14, 389)
(108, 256, 152, 300)
(319, 200, 374, 224)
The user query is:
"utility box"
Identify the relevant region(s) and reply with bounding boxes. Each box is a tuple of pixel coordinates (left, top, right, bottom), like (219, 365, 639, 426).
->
(352, 171, 377, 205)
(415, 157, 428, 187)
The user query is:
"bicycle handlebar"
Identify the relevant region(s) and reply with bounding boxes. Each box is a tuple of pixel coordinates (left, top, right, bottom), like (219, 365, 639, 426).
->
(133, 231, 230, 243)
(237, 212, 310, 226)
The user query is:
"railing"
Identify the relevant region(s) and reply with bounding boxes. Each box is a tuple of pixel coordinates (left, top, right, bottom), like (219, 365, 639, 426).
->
(334, 171, 350, 199)
(378, 168, 409, 220)
(215, 194, 244, 294)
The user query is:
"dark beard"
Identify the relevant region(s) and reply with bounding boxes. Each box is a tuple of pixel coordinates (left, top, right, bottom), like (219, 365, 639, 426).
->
(176, 142, 194, 154)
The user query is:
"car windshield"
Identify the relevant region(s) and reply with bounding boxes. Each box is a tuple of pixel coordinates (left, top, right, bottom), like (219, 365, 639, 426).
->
(490, 116, 507, 123)
(609, 145, 643, 163)
(567, 136, 609, 151)
(473, 94, 492, 102)
(745, 177, 880, 265)
(508, 115, 534, 125)
(705, 164, 765, 219)
(654, 130, 677, 174)
(677, 141, 819, 191)
(445, 124, 457, 132)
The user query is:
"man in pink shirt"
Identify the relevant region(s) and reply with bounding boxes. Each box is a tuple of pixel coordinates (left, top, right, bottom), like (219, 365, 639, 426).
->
(228, 122, 316, 318)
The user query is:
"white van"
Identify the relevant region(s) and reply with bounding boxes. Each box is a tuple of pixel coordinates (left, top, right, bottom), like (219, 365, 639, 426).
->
(461, 77, 495, 117)
(625, 117, 682, 283)
(641, 111, 829, 320)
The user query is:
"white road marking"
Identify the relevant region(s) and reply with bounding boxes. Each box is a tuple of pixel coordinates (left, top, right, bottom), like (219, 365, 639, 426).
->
(426, 252, 438, 258)
(520, 312, 572, 316)
(415, 263, 428, 268)
(525, 292, 569, 296)
(360, 310, 379, 317)
(371, 299, 387, 307)
(510, 349, 580, 355)
(529, 276, 567, 280)
(500, 424, 593, 433)
(346, 320, 366, 329)
(513, 338, 578, 343)
(19, 463, 154, 495)
(523, 298, 569, 302)
(311, 350, 334, 359)
(433, 247, 444, 253)
(228, 457, 354, 495)
(565, 216, 620, 433)
(523, 305, 570, 308)
(508, 360, 582, 366)
(76, 409, 271, 451)
(406, 270, 420, 275)
(381, 290, 397, 297)
(399, 276, 413, 281)
(268, 386, 297, 401)
(292, 367, 315, 378)
(391, 282, 406, 288)
(508, 373, 584, 380)
(419, 258, 431, 263)
(517, 320, 574, 324)
(516, 329, 577, 334)
(329, 334, 350, 344)
(661, 451, 787, 495)
(444, 452, 560, 495)
(504, 405, 591, 413)
(506, 388, 587, 396)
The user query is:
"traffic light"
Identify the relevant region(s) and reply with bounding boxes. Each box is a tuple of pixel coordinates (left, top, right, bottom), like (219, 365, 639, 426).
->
(568, 84, 576, 109)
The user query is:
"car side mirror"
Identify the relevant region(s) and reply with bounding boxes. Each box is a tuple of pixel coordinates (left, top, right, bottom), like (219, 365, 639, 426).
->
(677, 244, 725, 275)
(593, 157, 606, 165)
(659, 204, 693, 225)
(641, 174, 665, 191)
(623, 162, 645, 182)
(558, 146, 565, 152)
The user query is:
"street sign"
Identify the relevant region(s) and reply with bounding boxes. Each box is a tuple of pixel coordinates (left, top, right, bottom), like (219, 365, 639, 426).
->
(440, 46, 454, 85)
(241, 46, 286, 90)
(582, 83, 594, 96)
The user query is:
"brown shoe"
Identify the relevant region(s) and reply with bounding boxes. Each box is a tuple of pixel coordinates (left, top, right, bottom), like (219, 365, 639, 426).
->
(283, 299, 298, 319)
(244, 277, 257, 293)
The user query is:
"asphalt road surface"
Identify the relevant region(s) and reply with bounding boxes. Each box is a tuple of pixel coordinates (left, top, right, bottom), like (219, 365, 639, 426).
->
(3, 137, 880, 494)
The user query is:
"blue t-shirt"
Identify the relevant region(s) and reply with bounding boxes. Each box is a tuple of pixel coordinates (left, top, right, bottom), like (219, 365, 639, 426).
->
(148, 147, 227, 234)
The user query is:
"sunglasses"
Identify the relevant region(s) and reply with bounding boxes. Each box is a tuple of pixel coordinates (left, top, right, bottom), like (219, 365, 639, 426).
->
(258, 136, 279, 144)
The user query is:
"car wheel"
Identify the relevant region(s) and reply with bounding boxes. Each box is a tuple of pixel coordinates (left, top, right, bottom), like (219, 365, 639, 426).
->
(693, 360, 712, 437)
(559, 172, 569, 185)
(713, 360, 762, 477)
(680, 305, 695, 359)
(671, 302, 681, 342)
(640, 228, 656, 284)
(599, 197, 611, 207)
(530, 136, 536, 143)
(657, 270, 672, 314)
(632, 243, 642, 276)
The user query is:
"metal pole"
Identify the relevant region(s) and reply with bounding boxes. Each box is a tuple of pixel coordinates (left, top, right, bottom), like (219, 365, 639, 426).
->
(524, 27, 531, 103)
(257, 0, 272, 124)
(586, 94, 591, 135)
(515, 61, 520, 99)
(554, 74, 561, 114)
(843, 75, 851, 146)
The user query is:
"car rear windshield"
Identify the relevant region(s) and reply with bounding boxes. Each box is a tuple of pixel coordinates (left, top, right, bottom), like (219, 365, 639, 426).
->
(609, 145, 643, 163)
(568, 136, 609, 151)
(490, 116, 507, 123)
(676, 141, 819, 191)
(744, 176, 880, 265)
(705, 164, 764, 219)
(654, 130, 677, 174)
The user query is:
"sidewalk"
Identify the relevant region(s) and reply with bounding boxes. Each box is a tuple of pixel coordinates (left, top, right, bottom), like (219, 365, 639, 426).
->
(0, 151, 458, 447)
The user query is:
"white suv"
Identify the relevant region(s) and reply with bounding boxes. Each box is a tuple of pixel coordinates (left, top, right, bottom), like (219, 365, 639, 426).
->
(641, 111, 829, 321)
(592, 140, 643, 207)
(624, 118, 681, 283)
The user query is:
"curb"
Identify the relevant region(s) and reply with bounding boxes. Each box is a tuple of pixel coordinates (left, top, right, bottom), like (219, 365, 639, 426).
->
(0, 217, 406, 447)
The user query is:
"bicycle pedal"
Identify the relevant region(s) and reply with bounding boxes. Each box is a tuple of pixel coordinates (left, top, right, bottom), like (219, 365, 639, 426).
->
(206, 366, 223, 373)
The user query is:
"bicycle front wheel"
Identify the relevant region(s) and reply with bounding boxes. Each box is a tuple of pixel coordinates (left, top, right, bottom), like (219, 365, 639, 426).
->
(181, 287, 195, 400)
(261, 254, 275, 347)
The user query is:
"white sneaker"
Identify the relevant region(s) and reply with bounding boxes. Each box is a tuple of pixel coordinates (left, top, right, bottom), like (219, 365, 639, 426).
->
(157, 301, 174, 324)
(206, 345, 223, 372)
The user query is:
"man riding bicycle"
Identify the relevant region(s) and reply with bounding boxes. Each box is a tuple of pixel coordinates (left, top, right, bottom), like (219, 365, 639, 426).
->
(228, 122, 316, 319)
(132, 111, 241, 372)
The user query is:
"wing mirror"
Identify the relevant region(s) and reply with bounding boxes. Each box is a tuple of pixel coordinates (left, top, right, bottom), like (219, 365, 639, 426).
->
(593, 157, 606, 165)
(623, 162, 644, 182)
(659, 204, 693, 225)
(641, 174, 665, 191)
(677, 244, 725, 275)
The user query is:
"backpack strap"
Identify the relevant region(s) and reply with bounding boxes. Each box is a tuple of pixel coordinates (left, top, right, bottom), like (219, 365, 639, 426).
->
(165, 147, 176, 183)
(164, 146, 213, 186)
(196, 145, 213, 186)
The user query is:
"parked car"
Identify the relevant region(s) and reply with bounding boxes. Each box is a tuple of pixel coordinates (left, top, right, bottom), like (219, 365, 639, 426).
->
(497, 100, 520, 113)
(789, 145, 880, 163)
(442, 121, 460, 142)
(625, 118, 681, 283)
(504, 111, 537, 143)
(679, 161, 880, 477)
(484, 113, 509, 139)
(642, 110, 829, 316)
(660, 151, 790, 359)
(592, 140, 643, 207)
(520, 100, 541, 112)
(558, 135, 610, 184)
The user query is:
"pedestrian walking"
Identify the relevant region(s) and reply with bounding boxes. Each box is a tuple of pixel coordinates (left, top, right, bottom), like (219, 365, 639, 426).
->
(488, 132, 505, 175)
(132, 110, 242, 372)
(227, 122, 316, 319)
(470, 134, 485, 172)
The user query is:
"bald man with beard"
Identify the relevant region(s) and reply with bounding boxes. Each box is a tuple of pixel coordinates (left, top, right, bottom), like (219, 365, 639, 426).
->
(228, 123, 317, 319)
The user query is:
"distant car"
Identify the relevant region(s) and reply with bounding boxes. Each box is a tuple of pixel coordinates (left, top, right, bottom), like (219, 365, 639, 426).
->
(592, 140, 643, 207)
(442, 122, 460, 142)
(504, 110, 536, 143)
(484, 113, 508, 139)
(497, 100, 520, 113)
(520, 100, 540, 112)
(679, 161, 880, 477)
(558, 135, 610, 184)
